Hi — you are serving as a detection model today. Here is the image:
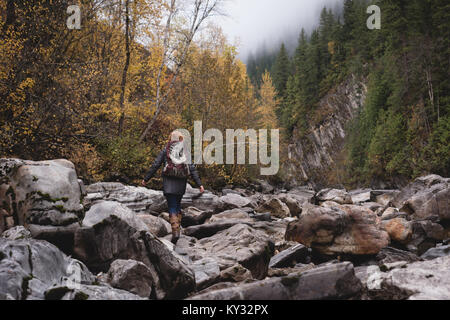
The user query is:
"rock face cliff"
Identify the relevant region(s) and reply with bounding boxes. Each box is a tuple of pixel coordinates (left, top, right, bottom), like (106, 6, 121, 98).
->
(285, 75, 367, 188)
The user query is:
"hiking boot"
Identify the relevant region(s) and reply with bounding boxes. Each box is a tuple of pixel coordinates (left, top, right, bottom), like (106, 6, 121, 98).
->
(170, 214, 181, 245)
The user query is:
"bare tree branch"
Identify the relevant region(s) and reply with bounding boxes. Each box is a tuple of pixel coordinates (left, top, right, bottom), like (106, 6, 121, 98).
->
(139, 0, 223, 142)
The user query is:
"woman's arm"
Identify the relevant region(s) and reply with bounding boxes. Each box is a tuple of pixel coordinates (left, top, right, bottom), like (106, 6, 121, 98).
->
(189, 164, 204, 192)
(142, 149, 165, 184)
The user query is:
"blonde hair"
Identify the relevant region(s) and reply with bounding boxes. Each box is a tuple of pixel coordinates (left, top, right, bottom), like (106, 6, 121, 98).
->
(170, 131, 184, 142)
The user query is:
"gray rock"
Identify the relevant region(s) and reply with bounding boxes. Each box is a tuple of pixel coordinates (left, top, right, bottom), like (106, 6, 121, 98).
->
(254, 179, 274, 194)
(349, 189, 373, 204)
(189, 224, 275, 280)
(208, 208, 252, 223)
(73, 201, 195, 300)
(268, 264, 315, 277)
(188, 262, 362, 300)
(361, 202, 384, 212)
(380, 207, 407, 221)
(250, 220, 288, 243)
(375, 247, 422, 265)
(44, 283, 145, 300)
(251, 220, 289, 244)
(316, 189, 353, 205)
(182, 185, 223, 213)
(85, 182, 166, 214)
(269, 244, 309, 268)
(0, 158, 84, 227)
(28, 223, 80, 256)
(106, 259, 154, 298)
(374, 190, 400, 206)
(1, 226, 31, 240)
(392, 175, 449, 221)
(181, 207, 213, 227)
(275, 193, 304, 217)
(256, 197, 291, 218)
(354, 265, 383, 289)
(219, 193, 253, 210)
(0, 209, 9, 235)
(0, 237, 94, 300)
(406, 220, 446, 255)
(190, 258, 221, 291)
(219, 264, 253, 283)
(250, 212, 272, 222)
(421, 244, 450, 260)
(183, 220, 250, 239)
(287, 186, 316, 204)
(365, 256, 450, 300)
(137, 214, 171, 237)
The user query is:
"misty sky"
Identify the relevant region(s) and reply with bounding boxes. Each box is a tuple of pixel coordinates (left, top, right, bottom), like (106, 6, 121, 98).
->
(215, 0, 343, 60)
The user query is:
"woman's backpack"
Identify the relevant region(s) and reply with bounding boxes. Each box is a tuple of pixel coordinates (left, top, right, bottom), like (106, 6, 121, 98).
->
(162, 141, 190, 178)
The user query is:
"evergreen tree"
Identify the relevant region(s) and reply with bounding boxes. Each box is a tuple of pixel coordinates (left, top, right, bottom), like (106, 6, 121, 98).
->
(271, 43, 290, 98)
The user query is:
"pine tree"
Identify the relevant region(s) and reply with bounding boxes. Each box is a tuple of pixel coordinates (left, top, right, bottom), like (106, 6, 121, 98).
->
(271, 43, 291, 98)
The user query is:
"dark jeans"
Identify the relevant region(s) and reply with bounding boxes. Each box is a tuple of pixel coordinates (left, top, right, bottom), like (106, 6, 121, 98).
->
(165, 194, 183, 215)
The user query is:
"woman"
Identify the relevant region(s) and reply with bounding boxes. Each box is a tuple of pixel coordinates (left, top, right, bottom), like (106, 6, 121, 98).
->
(142, 131, 204, 244)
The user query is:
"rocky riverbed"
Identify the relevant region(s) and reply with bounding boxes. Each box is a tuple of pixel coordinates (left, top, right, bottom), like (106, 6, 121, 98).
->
(0, 158, 449, 300)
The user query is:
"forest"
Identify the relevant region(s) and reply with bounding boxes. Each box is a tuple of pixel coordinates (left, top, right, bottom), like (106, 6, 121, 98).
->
(0, 0, 281, 189)
(249, 0, 449, 187)
(1, 0, 449, 189)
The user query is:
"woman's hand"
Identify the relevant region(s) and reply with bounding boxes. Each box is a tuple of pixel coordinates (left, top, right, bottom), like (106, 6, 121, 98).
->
(199, 186, 205, 193)
(141, 180, 147, 187)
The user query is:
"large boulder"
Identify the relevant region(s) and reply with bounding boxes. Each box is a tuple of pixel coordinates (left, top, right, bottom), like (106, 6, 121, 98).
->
(183, 220, 250, 239)
(208, 208, 252, 223)
(363, 256, 450, 300)
(406, 220, 446, 255)
(287, 186, 316, 204)
(269, 244, 310, 268)
(0, 158, 84, 227)
(181, 207, 213, 227)
(186, 224, 275, 280)
(285, 204, 390, 256)
(253, 179, 275, 194)
(275, 193, 304, 217)
(189, 257, 221, 291)
(375, 190, 400, 206)
(349, 189, 373, 204)
(73, 201, 195, 300)
(316, 189, 353, 205)
(181, 185, 223, 213)
(0, 233, 95, 300)
(350, 189, 400, 205)
(106, 259, 154, 298)
(137, 214, 171, 237)
(256, 197, 291, 219)
(85, 182, 166, 214)
(375, 247, 422, 266)
(219, 193, 253, 210)
(188, 262, 362, 300)
(26, 223, 80, 256)
(44, 283, 144, 300)
(392, 175, 450, 221)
